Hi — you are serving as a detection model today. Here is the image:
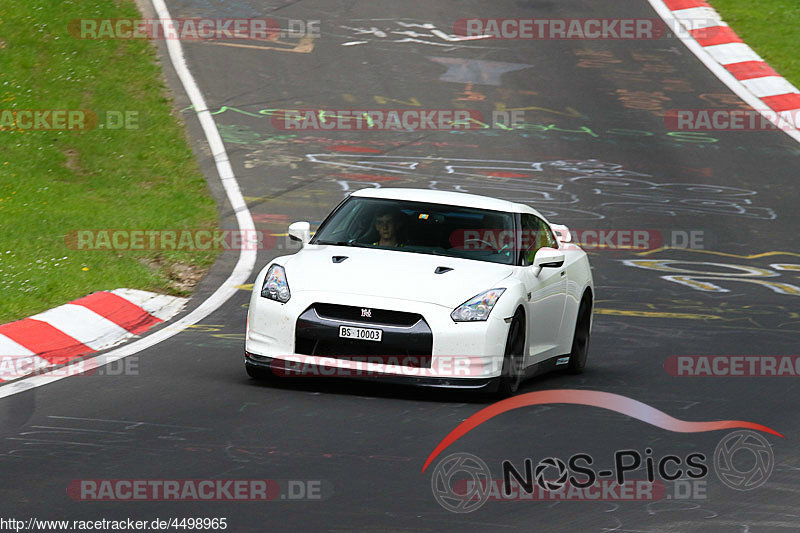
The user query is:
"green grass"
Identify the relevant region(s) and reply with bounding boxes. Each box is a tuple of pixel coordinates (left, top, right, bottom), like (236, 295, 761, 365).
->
(0, 0, 220, 323)
(709, 0, 800, 88)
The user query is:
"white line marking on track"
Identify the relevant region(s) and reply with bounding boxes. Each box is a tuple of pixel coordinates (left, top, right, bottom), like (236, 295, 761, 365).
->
(0, 0, 257, 398)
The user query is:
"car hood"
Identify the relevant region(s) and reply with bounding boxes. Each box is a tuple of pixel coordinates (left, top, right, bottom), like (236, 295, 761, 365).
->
(282, 245, 515, 308)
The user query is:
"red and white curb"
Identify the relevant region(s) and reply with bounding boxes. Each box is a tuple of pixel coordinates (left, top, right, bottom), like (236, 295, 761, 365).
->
(0, 0, 255, 400)
(651, 0, 800, 139)
(0, 289, 187, 382)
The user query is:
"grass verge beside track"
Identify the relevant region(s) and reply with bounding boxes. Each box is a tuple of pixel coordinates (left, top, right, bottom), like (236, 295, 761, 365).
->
(0, 0, 219, 323)
(709, 0, 800, 88)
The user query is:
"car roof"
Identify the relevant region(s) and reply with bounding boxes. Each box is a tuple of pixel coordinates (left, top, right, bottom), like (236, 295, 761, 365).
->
(350, 188, 546, 218)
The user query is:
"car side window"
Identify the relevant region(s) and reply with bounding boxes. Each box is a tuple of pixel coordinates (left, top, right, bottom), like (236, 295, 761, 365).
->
(521, 214, 558, 266)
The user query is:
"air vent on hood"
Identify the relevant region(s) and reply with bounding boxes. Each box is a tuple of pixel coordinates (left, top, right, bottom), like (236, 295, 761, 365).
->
(332, 256, 348, 263)
(434, 266, 453, 275)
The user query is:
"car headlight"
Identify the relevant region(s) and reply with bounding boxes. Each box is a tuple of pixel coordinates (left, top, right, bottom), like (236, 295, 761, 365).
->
(451, 288, 506, 322)
(261, 264, 291, 303)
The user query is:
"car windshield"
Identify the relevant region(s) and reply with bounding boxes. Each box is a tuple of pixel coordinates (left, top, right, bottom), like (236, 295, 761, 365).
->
(310, 196, 517, 265)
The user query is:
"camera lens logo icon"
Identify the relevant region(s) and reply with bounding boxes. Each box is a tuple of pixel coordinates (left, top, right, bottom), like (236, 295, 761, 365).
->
(714, 430, 774, 491)
(534, 457, 569, 491)
(430, 452, 492, 513)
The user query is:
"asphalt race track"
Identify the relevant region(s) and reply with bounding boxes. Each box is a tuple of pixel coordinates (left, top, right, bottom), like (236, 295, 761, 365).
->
(2, 0, 800, 530)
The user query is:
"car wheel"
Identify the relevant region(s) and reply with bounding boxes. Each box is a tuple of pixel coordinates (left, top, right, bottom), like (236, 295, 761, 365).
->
(567, 298, 591, 374)
(497, 310, 525, 397)
(245, 362, 272, 380)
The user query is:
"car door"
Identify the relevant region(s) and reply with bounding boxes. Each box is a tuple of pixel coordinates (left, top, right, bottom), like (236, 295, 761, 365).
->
(520, 214, 568, 362)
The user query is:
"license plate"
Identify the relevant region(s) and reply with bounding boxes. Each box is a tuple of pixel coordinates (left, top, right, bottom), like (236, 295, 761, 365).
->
(339, 325, 382, 342)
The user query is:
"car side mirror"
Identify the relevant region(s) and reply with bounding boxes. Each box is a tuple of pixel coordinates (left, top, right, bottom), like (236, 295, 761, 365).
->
(288, 221, 311, 245)
(532, 247, 565, 276)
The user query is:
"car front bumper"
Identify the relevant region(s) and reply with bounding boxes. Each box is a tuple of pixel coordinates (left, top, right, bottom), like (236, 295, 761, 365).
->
(246, 289, 510, 382)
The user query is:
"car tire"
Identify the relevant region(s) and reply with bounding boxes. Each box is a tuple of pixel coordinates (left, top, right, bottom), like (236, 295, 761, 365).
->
(497, 310, 526, 397)
(567, 297, 591, 374)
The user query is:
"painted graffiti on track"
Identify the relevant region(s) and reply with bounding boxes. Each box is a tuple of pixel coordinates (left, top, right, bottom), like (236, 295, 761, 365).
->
(303, 155, 776, 222)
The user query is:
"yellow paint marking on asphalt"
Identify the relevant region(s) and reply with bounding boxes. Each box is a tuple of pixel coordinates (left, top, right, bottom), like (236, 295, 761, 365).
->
(184, 324, 225, 332)
(211, 333, 246, 340)
(236, 284, 254, 291)
(594, 308, 722, 320)
(633, 247, 800, 259)
(199, 36, 315, 53)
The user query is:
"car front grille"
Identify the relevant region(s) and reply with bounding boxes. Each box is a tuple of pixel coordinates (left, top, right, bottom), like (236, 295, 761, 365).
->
(294, 304, 433, 367)
(312, 303, 422, 327)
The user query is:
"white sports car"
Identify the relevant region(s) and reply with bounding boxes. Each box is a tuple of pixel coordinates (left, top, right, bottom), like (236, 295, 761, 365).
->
(245, 188, 593, 395)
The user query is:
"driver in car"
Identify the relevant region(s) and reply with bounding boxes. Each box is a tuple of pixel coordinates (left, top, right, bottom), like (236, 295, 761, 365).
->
(372, 208, 405, 247)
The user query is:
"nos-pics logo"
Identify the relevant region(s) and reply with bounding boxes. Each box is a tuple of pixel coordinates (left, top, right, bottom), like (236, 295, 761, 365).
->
(430, 430, 775, 513)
